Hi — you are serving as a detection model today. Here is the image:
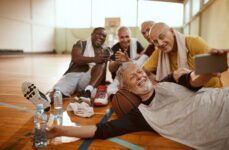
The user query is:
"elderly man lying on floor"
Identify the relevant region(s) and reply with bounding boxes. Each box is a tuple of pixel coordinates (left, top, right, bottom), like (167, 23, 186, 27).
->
(42, 49, 229, 150)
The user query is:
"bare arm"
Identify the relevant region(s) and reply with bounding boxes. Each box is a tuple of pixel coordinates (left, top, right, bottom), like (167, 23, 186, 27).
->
(109, 60, 121, 73)
(188, 48, 229, 87)
(71, 42, 108, 65)
(171, 68, 217, 88)
(47, 125, 97, 139)
(172, 48, 229, 88)
(109, 50, 129, 73)
(189, 72, 215, 88)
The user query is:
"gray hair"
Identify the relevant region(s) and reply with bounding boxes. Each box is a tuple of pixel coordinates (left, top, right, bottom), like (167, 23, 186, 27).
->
(116, 62, 135, 88)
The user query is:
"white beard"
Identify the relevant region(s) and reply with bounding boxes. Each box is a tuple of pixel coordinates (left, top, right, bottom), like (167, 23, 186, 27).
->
(132, 79, 153, 95)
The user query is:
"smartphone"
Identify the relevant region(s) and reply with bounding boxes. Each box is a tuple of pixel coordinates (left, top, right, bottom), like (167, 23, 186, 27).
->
(194, 53, 228, 74)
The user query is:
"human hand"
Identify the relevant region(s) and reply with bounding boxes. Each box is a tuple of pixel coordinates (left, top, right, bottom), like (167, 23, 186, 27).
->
(102, 47, 113, 59)
(209, 48, 229, 55)
(94, 53, 109, 64)
(115, 49, 129, 62)
(30, 125, 60, 142)
(46, 125, 61, 139)
(173, 68, 191, 82)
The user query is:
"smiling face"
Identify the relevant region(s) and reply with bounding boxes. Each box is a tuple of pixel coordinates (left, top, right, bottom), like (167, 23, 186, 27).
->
(149, 23, 175, 53)
(141, 21, 155, 43)
(118, 27, 131, 50)
(91, 28, 107, 48)
(121, 63, 153, 96)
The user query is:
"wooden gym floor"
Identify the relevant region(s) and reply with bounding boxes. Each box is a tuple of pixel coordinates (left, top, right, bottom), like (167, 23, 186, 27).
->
(0, 54, 228, 150)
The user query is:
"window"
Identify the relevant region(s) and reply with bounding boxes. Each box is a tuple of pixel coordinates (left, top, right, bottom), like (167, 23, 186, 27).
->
(204, 0, 209, 4)
(56, 0, 183, 28)
(192, 0, 201, 16)
(56, 0, 91, 28)
(184, 0, 191, 24)
(138, 1, 183, 27)
(92, 0, 137, 27)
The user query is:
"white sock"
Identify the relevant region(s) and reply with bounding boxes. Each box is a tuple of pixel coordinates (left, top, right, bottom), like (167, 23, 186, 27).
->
(85, 85, 94, 92)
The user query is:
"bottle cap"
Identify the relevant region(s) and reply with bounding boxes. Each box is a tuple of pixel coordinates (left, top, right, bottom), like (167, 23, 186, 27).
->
(54, 87, 61, 92)
(36, 104, 44, 110)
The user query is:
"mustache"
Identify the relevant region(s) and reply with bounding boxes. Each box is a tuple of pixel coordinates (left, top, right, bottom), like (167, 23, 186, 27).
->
(137, 77, 147, 86)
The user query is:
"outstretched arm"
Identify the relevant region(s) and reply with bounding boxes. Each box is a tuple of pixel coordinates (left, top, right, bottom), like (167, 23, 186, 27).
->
(46, 125, 97, 139)
(166, 48, 229, 89)
(45, 108, 153, 140)
(190, 48, 229, 87)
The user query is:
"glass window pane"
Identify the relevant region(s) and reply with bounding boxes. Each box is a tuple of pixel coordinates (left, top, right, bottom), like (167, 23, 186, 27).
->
(56, 0, 91, 28)
(184, 25, 190, 35)
(92, 0, 137, 27)
(138, 1, 183, 27)
(192, 0, 200, 16)
(184, 0, 191, 24)
(204, 0, 209, 4)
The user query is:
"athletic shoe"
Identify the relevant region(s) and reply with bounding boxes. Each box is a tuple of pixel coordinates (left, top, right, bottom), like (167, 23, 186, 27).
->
(21, 81, 51, 111)
(79, 90, 91, 106)
(93, 85, 108, 106)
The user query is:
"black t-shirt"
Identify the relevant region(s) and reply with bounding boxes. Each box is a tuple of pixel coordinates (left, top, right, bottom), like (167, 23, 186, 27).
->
(110, 41, 144, 79)
(144, 43, 155, 57)
(110, 41, 144, 61)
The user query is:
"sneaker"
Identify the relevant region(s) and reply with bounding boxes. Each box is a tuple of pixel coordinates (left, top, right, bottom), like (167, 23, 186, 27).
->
(21, 81, 51, 111)
(93, 85, 108, 106)
(79, 90, 91, 105)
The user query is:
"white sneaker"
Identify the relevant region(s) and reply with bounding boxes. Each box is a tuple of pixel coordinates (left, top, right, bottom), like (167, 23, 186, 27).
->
(79, 90, 92, 106)
(93, 85, 108, 106)
(21, 81, 51, 111)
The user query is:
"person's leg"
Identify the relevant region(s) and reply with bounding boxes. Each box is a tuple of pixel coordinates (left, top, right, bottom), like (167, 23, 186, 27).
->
(89, 63, 107, 87)
(49, 72, 83, 103)
(79, 63, 106, 104)
(22, 73, 82, 111)
(53, 73, 81, 95)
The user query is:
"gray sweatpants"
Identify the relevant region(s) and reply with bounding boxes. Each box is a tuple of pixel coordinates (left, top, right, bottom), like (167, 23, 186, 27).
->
(53, 70, 91, 97)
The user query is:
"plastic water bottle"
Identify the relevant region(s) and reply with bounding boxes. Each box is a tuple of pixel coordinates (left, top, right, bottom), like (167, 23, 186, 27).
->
(53, 89, 63, 122)
(34, 104, 48, 148)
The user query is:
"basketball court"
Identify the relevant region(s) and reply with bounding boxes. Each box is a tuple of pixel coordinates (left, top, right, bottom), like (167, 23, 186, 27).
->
(1, 0, 229, 149)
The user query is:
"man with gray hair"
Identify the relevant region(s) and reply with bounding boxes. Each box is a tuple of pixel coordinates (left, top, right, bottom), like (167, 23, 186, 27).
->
(109, 26, 144, 79)
(43, 49, 229, 149)
(107, 26, 144, 97)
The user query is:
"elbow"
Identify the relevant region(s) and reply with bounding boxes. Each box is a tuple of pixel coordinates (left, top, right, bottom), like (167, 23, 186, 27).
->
(72, 58, 82, 65)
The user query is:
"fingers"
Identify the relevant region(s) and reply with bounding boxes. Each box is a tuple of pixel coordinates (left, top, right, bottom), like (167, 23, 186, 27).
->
(115, 50, 129, 62)
(211, 72, 221, 77)
(209, 48, 228, 55)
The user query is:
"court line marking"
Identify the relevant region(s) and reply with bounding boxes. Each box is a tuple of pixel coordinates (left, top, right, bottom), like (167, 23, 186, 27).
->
(78, 108, 113, 150)
(0, 102, 34, 113)
(109, 137, 145, 150)
(0, 102, 145, 149)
